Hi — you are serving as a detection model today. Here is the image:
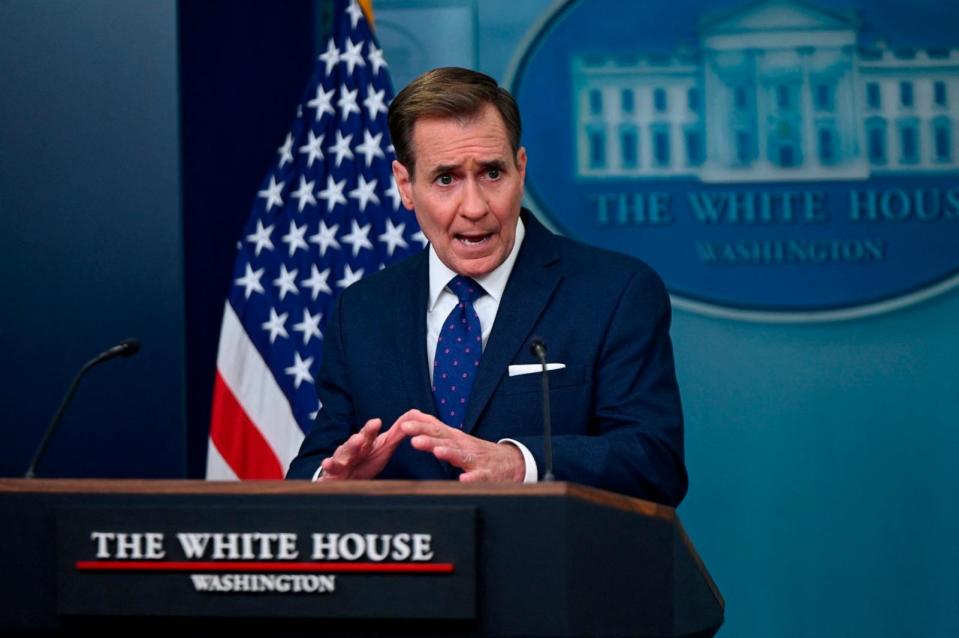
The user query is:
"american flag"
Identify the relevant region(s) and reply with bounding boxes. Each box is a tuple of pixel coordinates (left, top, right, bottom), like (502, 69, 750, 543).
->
(206, 0, 423, 479)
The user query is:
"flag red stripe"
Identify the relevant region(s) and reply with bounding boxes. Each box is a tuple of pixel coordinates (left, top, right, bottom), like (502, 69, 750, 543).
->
(75, 561, 455, 574)
(209, 372, 284, 479)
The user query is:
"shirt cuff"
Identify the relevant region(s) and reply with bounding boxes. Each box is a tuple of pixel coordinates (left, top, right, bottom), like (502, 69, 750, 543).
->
(498, 438, 539, 484)
(312, 465, 324, 481)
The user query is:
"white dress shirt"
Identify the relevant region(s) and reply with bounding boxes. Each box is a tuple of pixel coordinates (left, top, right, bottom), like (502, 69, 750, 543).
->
(426, 218, 538, 483)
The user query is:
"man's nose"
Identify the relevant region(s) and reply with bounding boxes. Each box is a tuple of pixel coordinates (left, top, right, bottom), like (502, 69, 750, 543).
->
(459, 177, 488, 219)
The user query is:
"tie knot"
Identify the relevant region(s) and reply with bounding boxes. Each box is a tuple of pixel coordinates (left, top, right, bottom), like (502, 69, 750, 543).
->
(449, 276, 485, 304)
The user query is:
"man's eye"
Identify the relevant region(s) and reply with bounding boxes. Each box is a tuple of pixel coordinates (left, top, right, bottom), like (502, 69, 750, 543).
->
(437, 174, 453, 185)
(487, 169, 501, 179)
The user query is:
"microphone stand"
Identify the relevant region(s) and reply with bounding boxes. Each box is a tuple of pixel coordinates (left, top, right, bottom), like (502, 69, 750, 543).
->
(24, 339, 140, 478)
(530, 338, 554, 481)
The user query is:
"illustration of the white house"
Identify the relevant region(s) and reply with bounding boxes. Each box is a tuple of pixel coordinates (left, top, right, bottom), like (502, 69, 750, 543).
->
(573, 0, 959, 182)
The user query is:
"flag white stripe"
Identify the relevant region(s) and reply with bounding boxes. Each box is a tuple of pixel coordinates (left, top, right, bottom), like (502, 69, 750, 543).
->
(216, 302, 305, 474)
(205, 437, 240, 481)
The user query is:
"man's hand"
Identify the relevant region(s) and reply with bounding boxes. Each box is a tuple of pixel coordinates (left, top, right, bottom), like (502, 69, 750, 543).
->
(319, 418, 406, 480)
(397, 409, 525, 482)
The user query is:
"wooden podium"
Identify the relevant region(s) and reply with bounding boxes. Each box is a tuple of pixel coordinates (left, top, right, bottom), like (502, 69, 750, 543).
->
(0, 480, 723, 637)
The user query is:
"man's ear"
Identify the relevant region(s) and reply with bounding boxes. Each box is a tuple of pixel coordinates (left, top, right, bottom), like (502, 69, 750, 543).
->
(515, 146, 528, 184)
(391, 160, 415, 210)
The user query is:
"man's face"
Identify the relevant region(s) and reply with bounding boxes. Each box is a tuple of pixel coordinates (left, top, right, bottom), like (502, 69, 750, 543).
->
(392, 103, 527, 278)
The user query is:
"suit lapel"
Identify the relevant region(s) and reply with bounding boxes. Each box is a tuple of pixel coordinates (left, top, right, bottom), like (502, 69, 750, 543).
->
(462, 212, 561, 434)
(391, 252, 435, 414)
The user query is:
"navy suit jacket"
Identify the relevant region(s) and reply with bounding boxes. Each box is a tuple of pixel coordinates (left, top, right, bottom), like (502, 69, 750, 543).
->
(286, 210, 687, 505)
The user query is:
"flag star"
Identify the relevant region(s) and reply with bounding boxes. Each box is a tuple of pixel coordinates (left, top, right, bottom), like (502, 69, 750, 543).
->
(367, 43, 388, 76)
(412, 230, 429, 247)
(301, 264, 332, 300)
(246, 220, 275, 255)
(345, 0, 364, 29)
(277, 133, 293, 167)
(349, 175, 380, 212)
(309, 220, 341, 256)
(257, 176, 284, 212)
(363, 86, 388, 119)
(337, 264, 365, 289)
(285, 352, 315, 390)
(293, 308, 323, 345)
(290, 176, 317, 212)
(318, 38, 340, 76)
(327, 130, 354, 167)
(261, 308, 289, 343)
(307, 84, 335, 121)
(355, 130, 385, 167)
(341, 219, 373, 256)
(378, 219, 408, 256)
(273, 264, 300, 300)
(336, 86, 360, 121)
(317, 175, 348, 211)
(384, 175, 402, 210)
(282, 221, 309, 256)
(235, 263, 265, 299)
(339, 38, 366, 76)
(298, 130, 325, 167)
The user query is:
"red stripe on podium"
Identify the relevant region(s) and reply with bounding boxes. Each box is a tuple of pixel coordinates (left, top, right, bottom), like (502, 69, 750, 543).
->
(75, 561, 455, 573)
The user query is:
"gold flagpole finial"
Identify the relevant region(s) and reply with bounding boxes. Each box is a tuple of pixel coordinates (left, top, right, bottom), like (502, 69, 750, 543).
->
(358, 0, 375, 29)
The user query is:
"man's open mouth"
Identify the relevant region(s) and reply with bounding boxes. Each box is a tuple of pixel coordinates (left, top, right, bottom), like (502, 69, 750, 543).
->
(455, 233, 492, 246)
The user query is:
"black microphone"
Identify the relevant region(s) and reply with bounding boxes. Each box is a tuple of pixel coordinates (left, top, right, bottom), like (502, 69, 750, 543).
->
(529, 337, 554, 482)
(24, 338, 142, 478)
(90, 338, 141, 364)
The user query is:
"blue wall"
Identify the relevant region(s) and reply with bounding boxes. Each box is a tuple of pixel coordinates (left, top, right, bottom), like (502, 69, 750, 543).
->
(2, 0, 957, 635)
(1, 0, 185, 477)
(676, 297, 959, 635)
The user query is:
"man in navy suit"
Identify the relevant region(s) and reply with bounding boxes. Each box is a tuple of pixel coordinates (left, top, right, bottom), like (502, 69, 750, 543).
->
(286, 68, 686, 505)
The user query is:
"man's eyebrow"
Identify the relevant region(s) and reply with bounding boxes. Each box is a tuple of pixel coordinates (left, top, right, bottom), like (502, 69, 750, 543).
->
(429, 163, 460, 178)
(427, 159, 509, 179)
(479, 159, 508, 171)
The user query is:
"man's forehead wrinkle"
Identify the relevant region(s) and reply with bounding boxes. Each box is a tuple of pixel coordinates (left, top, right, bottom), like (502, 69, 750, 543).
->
(421, 135, 510, 157)
(419, 109, 483, 131)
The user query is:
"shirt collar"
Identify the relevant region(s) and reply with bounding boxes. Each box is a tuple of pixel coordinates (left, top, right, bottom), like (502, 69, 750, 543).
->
(427, 216, 526, 311)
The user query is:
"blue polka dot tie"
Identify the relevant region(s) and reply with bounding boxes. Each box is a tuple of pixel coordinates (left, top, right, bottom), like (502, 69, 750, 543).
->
(433, 276, 486, 428)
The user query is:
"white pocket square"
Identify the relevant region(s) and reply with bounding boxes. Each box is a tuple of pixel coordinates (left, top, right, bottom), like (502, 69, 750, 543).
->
(508, 363, 566, 377)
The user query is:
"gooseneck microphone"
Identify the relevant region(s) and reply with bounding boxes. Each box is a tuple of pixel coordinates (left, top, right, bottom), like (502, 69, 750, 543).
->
(24, 339, 141, 478)
(529, 337, 554, 481)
